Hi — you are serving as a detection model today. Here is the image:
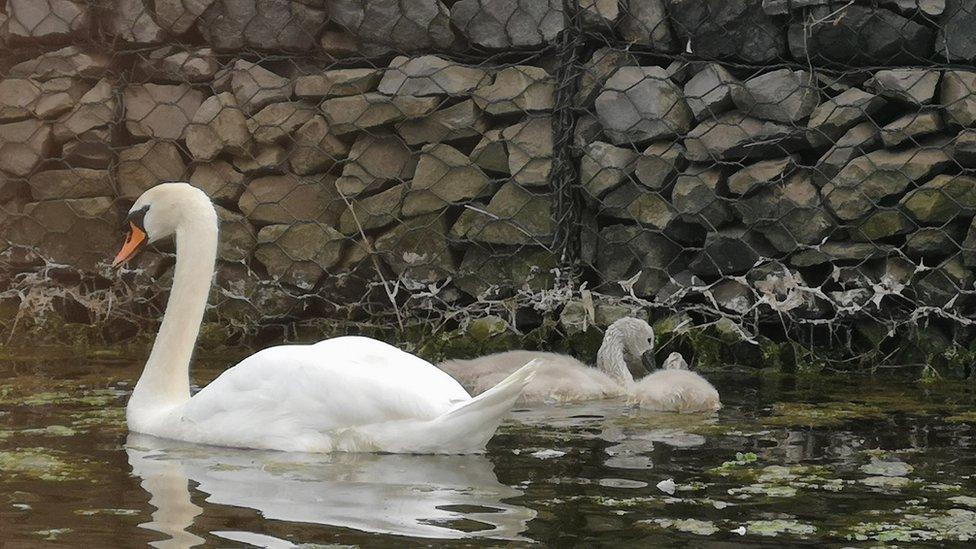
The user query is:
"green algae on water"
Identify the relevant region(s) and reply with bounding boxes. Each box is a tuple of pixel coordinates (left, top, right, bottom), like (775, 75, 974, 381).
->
(0, 448, 89, 482)
(762, 401, 884, 428)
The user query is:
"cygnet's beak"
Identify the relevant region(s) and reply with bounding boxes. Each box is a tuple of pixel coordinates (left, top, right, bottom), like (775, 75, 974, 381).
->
(113, 221, 147, 268)
(641, 349, 657, 371)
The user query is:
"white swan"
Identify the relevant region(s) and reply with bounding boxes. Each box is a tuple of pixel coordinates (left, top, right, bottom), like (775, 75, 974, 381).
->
(112, 182, 537, 454)
(630, 352, 722, 413)
(438, 317, 655, 404)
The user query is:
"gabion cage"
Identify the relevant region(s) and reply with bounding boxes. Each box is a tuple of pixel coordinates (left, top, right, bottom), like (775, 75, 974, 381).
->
(1, 0, 975, 372)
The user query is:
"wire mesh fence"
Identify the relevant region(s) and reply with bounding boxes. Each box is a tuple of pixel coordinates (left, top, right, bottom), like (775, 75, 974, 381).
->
(1, 0, 975, 373)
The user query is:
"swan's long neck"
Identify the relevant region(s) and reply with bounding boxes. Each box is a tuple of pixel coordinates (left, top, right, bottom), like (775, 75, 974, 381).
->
(596, 330, 635, 386)
(130, 208, 218, 413)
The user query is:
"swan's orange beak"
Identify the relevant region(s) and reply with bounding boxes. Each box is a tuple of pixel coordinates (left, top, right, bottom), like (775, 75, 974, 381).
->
(113, 222, 147, 268)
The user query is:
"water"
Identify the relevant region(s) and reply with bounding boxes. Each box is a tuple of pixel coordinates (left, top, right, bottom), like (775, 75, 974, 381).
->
(2, 355, 976, 547)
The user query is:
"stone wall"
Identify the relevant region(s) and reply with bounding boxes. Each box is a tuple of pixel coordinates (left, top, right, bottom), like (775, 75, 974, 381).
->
(1, 0, 975, 365)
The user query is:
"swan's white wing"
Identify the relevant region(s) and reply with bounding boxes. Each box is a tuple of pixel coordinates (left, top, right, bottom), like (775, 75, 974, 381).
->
(177, 336, 472, 449)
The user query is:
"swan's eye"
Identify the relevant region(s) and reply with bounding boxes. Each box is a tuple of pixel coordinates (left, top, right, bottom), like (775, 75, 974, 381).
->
(126, 205, 150, 233)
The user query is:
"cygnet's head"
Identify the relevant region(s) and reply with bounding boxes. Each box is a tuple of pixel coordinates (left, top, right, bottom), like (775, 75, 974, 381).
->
(662, 352, 689, 371)
(113, 183, 217, 267)
(597, 317, 656, 383)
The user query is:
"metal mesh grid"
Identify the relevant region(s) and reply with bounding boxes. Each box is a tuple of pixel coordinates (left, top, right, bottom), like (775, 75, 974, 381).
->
(0, 0, 974, 373)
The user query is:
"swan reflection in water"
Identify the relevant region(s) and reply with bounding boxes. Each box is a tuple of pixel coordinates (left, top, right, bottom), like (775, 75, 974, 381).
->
(126, 433, 536, 548)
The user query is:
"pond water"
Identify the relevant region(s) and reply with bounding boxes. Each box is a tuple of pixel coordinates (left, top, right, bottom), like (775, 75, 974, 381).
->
(1, 355, 976, 547)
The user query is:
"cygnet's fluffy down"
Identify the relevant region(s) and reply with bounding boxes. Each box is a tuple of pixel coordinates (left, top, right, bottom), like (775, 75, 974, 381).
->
(630, 352, 721, 413)
(438, 350, 624, 405)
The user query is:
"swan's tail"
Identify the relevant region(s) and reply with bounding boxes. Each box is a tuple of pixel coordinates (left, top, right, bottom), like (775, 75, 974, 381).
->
(355, 359, 540, 454)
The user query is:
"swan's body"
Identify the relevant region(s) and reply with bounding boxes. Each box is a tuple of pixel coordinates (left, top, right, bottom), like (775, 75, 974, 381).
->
(439, 350, 624, 404)
(630, 353, 721, 413)
(439, 321, 722, 413)
(117, 183, 536, 454)
(438, 318, 654, 405)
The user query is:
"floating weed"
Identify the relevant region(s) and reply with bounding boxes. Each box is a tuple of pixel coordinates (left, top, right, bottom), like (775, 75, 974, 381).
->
(643, 518, 720, 536)
(0, 448, 90, 482)
(843, 509, 976, 542)
(946, 411, 976, 424)
(75, 508, 140, 516)
(762, 402, 884, 428)
(21, 425, 77, 437)
(861, 476, 912, 490)
(949, 496, 976, 508)
(744, 519, 816, 538)
(728, 483, 798, 499)
(34, 528, 73, 540)
(708, 452, 759, 479)
(860, 459, 913, 477)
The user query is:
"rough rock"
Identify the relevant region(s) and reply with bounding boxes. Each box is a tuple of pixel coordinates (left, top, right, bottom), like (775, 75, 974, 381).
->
(853, 210, 915, 242)
(52, 79, 115, 143)
(578, 0, 619, 30)
(138, 47, 218, 83)
(940, 70, 976, 127)
(378, 55, 488, 97)
(815, 121, 882, 182)
(728, 156, 798, 196)
(595, 224, 681, 297)
(736, 173, 835, 254)
(255, 222, 344, 289)
(319, 93, 439, 135)
(32, 77, 90, 120)
(124, 83, 204, 140)
(451, 0, 565, 49)
(374, 214, 455, 283)
(791, 242, 896, 267)
(9, 46, 111, 80)
(189, 161, 246, 203)
(672, 167, 732, 229)
(618, 0, 674, 51)
(116, 140, 186, 198)
(823, 146, 952, 220)
(807, 88, 886, 144)
(905, 226, 961, 257)
(288, 115, 350, 175)
(338, 183, 407, 234)
(294, 69, 382, 99)
(184, 92, 252, 161)
(231, 144, 287, 174)
(503, 118, 552, 187)
(635, 141, 686, 190)
(456, 246, 556, 299)
(937, 0, 976, 62)
(787, 5, 933, 64)
(247, 102, 315, 145)
(62, 128, 113, 168)
(0, 79, 42, 122)
(581, 141, 637, 198)
(683, 63, 738, 121)
(154, 0, 215, 34)
(880, 110, 944, 147)
(451, 182, 553, 245)
(228, 60, 292, 115)
(472, 66, 554, 115)
(471, 129, 509, 174)
(0, 119, 54, 177)
(576, 48, 636, 108)
(336, 133, 416, 196)
(595, 66, 692, 144)
(318, 30, 363, 58)
(900, 174, 976, 223)
(215, 205, 256, 262)
(731, 69, 820, 124)
(689, 227, 771, 277)
(598, 180, 677, 230)
(668, 0, 786, 63)
(3, 0, 90, 44)
(402, 143, 492, 216)
(199, 0, 327, 51)
(328, 0, 456, 52)
(108, 0, 167, 43)
(395, 99, 488, 145)
(8, 197, 118, 271)
(954, 130, 976, 166)
(865, 69, 940, 105)
(213, 263, 298, 321)
(28, 168, 113, 200)
(684, 112, 810, 161)
(916, 257, 973, 307)
(239, 173, 343, 227)
(711, 279, 755, 314)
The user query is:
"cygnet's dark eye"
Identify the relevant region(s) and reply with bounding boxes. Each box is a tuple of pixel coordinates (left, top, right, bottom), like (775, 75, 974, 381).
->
(125, 205, 150, 233)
